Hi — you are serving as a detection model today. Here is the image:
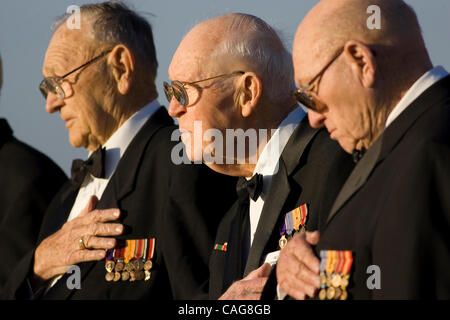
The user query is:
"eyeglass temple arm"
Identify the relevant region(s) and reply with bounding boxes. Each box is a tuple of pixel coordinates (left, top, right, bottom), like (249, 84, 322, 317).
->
(188, 71, 245, 85)
(59, 50, 111, 79)
(304, 48, 344, 88)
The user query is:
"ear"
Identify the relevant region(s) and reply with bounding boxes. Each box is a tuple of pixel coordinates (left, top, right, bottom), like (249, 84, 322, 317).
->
(238, 72, 262, 118)
(343, 40, 377, 88)
(107, 45, 135, 95)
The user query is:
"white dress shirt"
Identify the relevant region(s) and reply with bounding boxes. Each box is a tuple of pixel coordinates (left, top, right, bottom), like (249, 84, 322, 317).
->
(385, 66, 449, 128)
(248, 107, 306, 246)
(48, 100, 161, 289)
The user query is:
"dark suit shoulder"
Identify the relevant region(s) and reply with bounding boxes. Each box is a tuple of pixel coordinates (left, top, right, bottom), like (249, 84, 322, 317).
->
(0, 137, 67, 184)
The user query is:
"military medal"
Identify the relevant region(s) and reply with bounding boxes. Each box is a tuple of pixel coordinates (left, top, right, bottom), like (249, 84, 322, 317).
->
(143, 238, 155, 280)
(105, 249, 115, 281)
(318, 251, 327, 300)
(105, 271, 115, 282)
(103, 238, 156, 283)
(319, 250, 353, 300)
(278, 204, 308, 249)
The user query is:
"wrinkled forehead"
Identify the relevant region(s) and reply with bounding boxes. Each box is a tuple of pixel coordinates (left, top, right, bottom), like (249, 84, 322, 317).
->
(42, 25, 92, 76)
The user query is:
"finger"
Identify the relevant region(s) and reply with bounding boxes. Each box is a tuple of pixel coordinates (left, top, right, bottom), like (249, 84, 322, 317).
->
(69, 249, 106, 265)
(291, 236, 320, 274)
(78, 196, 98, 218)
(87, 209, 121, 224)
(278, 269, 316, 299)
(83, 235, 117, 250)
(242, 277, 269, 292)
(87, 222, 124, 237)
(306, 231, 320, 245)
(294, 261, 321, 289)
(246, 263, 272, 280)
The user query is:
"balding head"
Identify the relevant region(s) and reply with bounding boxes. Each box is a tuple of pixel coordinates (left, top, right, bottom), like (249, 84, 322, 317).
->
(295, 0, 429, 84)
(168, 13, 296, 176)
(170, 13, 295, 105)
(293, 0, 432, 153)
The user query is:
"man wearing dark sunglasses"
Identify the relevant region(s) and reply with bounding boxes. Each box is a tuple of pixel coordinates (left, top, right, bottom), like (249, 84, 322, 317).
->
(2, 2, 237, 300)
(167, 13, 354, 300)
(277, 0, 450, 300)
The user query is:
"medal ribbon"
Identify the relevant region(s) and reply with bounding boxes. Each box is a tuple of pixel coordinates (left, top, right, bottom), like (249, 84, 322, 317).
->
(147, 238, 155, 261)
(320, 250, 327, 274)
(106, 249, 114, 262)
(280, 204, 309, 236)
(342, 251, 353, 275)
(125, 240, 135, 263)
(325, 250, 333, 276)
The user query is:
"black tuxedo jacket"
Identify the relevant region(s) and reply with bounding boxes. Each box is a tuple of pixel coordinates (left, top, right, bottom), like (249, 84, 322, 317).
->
(1, 107, 237, 299)
(209, 116, 354, 299)
(0, 119, 67, 291)
(316, 75, 450, 299)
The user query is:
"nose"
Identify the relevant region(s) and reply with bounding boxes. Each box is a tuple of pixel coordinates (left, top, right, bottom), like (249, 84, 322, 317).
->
(307, 109, 326, 128)
(168, 98, 187, 118)
(45, 92, 64, 114)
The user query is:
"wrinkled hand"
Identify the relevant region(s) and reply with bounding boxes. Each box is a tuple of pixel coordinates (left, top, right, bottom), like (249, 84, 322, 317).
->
(32, 196, 123, 284)
(219, 263, 272, 300)
(276, 231, 321, 300)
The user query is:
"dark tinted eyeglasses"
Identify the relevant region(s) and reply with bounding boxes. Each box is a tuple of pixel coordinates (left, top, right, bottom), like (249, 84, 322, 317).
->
(292, 48, 344, 111)
(39, 50, 111, 99)
(163, 71, 245, 107)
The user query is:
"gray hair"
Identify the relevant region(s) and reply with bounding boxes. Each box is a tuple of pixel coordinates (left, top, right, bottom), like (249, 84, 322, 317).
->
(212, 13, 295, 104)
(53, 1, 158, 78)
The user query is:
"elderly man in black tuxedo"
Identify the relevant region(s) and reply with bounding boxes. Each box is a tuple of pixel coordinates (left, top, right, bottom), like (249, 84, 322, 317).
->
(276, 0, 450, 299)
(0, 54, 67, 293)
(1, 2, 236, 299)
(167, 13, 354, 300)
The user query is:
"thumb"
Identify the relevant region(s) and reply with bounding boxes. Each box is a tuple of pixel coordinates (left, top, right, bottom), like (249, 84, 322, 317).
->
(78, 195, 98, 217)
(246, 263, 272, 280)
(306, 231, 320, 245)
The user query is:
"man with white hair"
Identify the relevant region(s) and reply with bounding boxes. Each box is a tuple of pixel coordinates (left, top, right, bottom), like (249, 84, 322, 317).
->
(276, 0, 450, 299)
(167, 13, 354, 299)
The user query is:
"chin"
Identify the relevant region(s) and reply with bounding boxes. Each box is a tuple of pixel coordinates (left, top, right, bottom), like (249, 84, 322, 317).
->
(335, 137, 355, 154)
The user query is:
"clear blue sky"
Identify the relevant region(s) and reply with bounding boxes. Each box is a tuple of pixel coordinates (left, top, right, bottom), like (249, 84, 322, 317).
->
(1, 0, 449, 174)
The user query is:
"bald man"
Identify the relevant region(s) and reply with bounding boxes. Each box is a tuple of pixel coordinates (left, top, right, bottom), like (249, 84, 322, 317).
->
(166, 13, 354, 299)
(276, 0, 450, 299)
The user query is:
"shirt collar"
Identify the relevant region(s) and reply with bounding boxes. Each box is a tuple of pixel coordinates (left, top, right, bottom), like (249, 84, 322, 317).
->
(252, 106, 306, 183)
(95, 99, 161, 178)
(385, 66, 449, 128)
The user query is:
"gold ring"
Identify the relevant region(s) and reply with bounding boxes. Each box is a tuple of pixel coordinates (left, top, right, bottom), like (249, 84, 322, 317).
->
(78, 237, 87, 250)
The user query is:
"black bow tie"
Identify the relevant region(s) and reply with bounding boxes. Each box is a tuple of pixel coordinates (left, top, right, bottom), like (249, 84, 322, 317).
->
(71, 147, 105, 189)
(236, 173, 264, 201)
(352, 147, 367, 163)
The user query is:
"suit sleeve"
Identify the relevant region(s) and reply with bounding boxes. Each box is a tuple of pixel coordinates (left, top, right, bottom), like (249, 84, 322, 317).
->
(160, 162, 237, 299)
(0, 146, 67, 298)
(372, 142, 450, 299)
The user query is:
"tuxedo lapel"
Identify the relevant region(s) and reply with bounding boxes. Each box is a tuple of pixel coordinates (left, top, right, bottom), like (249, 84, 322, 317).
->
(326, 75, 450, 226)
(243, 120, 319, 276)
(106, 106, 174, 203)
(325, 136, 382, 225)
(45, 107, 174, 299)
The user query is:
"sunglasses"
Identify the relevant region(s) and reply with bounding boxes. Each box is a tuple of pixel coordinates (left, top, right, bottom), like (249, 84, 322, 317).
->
(39, 50, 111, 99)
(163, 71, 245, 107)
(292, 48, 344, 111)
